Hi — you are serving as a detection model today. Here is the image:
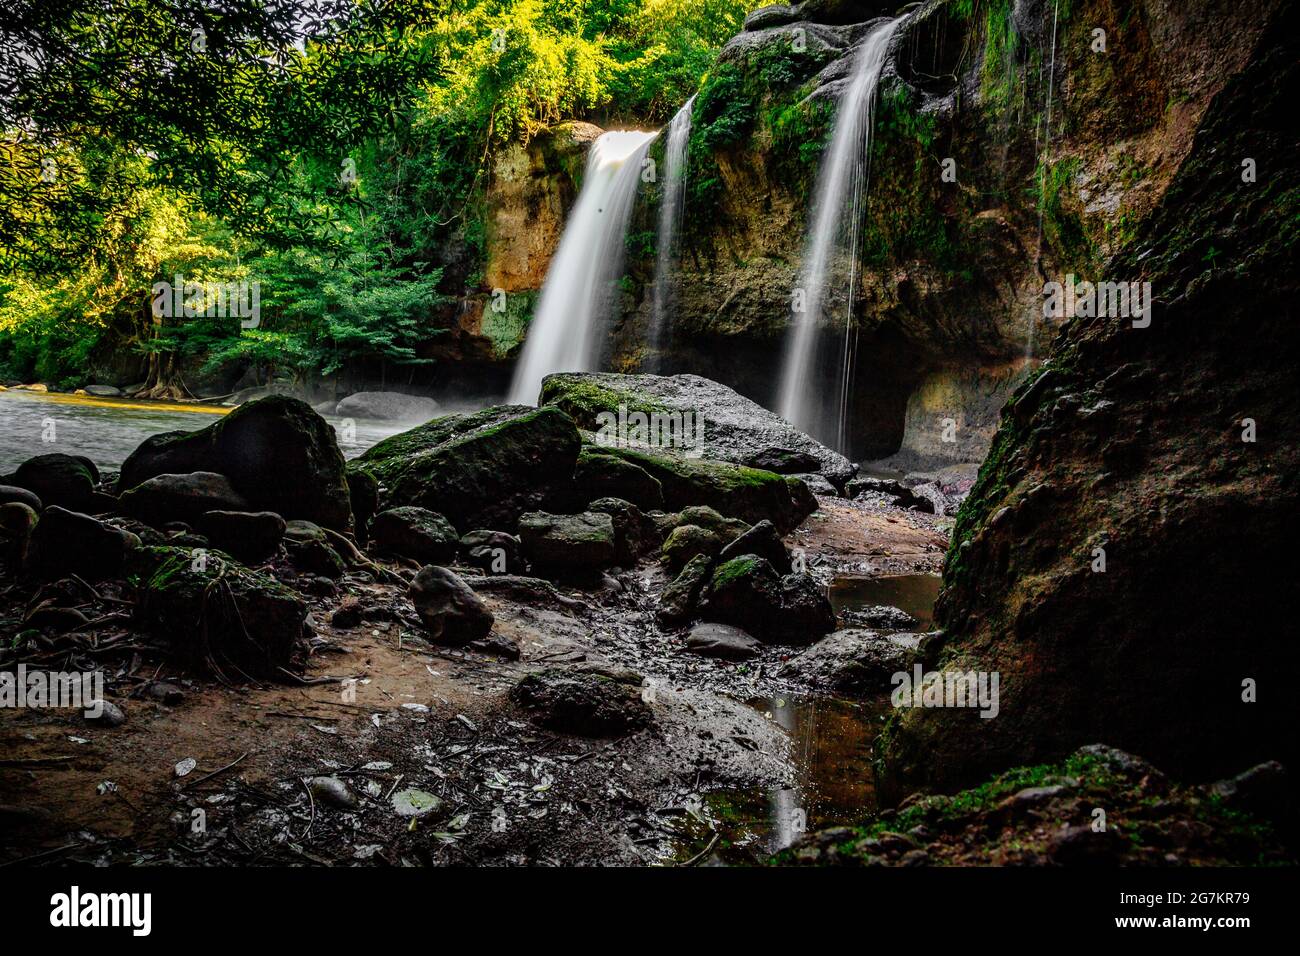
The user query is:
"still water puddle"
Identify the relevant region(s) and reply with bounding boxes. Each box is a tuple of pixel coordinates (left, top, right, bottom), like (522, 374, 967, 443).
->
(829, 573, 941, 631)
(670, 573, 942, 864)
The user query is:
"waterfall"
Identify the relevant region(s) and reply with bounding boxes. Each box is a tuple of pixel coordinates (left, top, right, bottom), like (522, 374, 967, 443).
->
(775, 17, 902, 452)
(506, 130, 657, 405)
(647, 95, 695, 370)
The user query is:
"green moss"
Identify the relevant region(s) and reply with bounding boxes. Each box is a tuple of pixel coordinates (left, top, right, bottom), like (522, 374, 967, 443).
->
(711, 555, 760, 589)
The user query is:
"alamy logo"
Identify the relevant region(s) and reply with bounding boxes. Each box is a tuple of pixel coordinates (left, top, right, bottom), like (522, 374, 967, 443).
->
(594, 403, 705, 459)
(151, 273, 260, 328)
(0, 664, 103, 718)
(1042, 274, 1151, 328)
(891, 665, 1000, 719)
(50, 886, 151, 936)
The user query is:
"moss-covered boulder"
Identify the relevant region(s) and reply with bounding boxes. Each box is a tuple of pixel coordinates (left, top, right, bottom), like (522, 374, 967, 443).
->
(568, 447, 665, 511)
(369, 506, 459, 563)
(660, 524, 723, 571)
(348, 404, 582, 533)
(510, 667, 651, 737)
(130, 545, 307, 679)
(590, 445, 813, 532)
(117, 396, 351, 531)
(518, 511, 617, 572)
(540, 372, 854, 485)
(701, 554, 834, 644)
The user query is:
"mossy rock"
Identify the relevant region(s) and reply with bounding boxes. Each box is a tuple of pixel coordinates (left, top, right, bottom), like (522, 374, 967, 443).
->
(592, 445, 812, 532)
(130, 545, 307, 679)
(661, 524, 723, 572)
(349, 404, 582, 534)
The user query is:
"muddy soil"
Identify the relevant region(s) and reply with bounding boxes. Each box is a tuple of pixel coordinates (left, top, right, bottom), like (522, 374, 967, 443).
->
(0, 495, 946, 866)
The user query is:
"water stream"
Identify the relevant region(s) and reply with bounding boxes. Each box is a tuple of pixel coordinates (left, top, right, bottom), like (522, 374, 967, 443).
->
(506, 130, 658, 405)
(775, 17, 903, 453)
(0, 390, 404, 474)
(675, 571, 942, 863)
(647, 96, 695, 369)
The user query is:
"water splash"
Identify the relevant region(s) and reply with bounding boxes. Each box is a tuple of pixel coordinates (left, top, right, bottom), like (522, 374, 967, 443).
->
(506, 130, 657, 405)
(776, 17, 903, 452)
(647, 96, 695, 370)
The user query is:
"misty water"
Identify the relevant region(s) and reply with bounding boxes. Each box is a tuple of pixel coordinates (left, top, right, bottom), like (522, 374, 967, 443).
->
(0, 390, 407, 474)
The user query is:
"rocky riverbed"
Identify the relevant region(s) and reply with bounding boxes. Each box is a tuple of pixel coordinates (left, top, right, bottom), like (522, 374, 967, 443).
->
(0, 376, 1290, 867)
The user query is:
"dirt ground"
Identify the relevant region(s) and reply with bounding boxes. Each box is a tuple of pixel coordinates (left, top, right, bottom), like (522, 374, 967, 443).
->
(0, 496, 947, 867)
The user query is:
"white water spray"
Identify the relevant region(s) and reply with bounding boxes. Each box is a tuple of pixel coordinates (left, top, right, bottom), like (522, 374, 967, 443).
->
(647, 96, 694, 369)
(775, 17, 902, 451)
(507, 130, 657, 405)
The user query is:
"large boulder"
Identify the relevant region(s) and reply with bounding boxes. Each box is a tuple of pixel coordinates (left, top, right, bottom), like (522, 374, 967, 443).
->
(131, 546, 307, 678)
(540, 372, 854, 486)
(334, 391, 440, 422)
(349, 404, 582, 533)
(408, 566, 494, 644)
(9, 454, 99, 511)
(117, 396, 351, 531)
(369, 506, 459, 563)
(118, 472, 250, 526)
(700, 555, 834, 644)
(517, 511, 617, 572)
(27, 506, 137, 580)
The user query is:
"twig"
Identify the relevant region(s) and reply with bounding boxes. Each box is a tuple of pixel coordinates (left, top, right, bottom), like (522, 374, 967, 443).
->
(678, 831, 720, 867)
(183, 752, 248, 789)
(298, 777, 316, 841)
(0, 842, 83, 868)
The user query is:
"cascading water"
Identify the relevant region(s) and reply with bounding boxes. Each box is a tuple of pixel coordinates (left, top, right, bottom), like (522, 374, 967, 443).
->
(506, 130, 657, 405)
(775, 17, 902, 452)
(647, 95, 695, 369)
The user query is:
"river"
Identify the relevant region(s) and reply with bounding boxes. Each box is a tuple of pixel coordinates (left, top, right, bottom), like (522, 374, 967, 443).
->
(0, 389, 408, 474)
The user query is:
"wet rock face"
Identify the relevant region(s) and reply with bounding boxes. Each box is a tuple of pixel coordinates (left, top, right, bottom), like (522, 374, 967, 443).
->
(509, 668, 651, 737)
(408, 566, 494, 645)
(540, 372, 854, 486)
(350, 404, 582, 534)
(879, 3, 1300, 798)
(118, 396, 352, 532)
(131, 545, 307, 679)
